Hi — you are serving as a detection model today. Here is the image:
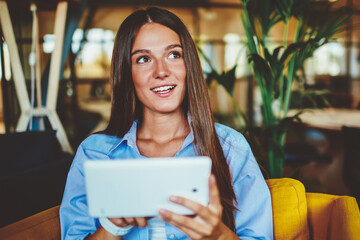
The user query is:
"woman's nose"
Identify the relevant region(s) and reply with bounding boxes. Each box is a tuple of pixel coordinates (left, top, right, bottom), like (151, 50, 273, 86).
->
(153, 59, 170, 79)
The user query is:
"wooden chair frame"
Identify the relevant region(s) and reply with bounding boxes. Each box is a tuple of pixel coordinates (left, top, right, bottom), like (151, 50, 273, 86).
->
(0, 1, 73, 153)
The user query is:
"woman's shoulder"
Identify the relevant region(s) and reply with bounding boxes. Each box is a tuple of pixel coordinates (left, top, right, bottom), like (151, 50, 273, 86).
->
(214, 123, 261, 178)
(214, 123, 247, 148)
(79, 133, 123, 155)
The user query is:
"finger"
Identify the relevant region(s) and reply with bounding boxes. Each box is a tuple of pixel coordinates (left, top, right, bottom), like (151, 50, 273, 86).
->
(169, 195, 219, 226)
(135, 217, 148, 228)
(159, 209, 212, 236)
(169, 195, 212, 219)
(182, 229, 203, 240)
(171, 223, 203, 240)
(108, 218, 128, 228)
(124, 217, 137, 226)
(208, 174, 222, 215)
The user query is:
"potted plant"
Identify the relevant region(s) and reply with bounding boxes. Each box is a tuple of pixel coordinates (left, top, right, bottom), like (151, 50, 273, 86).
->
(200, 0, 354, 178)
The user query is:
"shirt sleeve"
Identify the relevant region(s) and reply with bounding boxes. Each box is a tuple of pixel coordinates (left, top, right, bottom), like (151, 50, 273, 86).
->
(59, 143, 108, 240)
(221, 131, 273, 240)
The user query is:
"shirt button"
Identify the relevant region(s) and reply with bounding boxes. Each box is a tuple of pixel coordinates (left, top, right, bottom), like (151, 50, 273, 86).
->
(169, 234, 175, 239)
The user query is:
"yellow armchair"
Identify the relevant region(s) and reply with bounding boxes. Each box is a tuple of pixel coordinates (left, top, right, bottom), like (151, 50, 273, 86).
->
(267, 178, 360, 240)
(0, 178, 359, 240)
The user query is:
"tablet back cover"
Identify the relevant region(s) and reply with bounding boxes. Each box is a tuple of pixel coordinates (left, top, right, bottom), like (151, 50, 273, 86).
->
(84, 157, 211, 217)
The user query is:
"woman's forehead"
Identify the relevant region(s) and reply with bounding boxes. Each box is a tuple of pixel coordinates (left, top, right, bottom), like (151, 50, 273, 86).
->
(132, 23, 181, 52)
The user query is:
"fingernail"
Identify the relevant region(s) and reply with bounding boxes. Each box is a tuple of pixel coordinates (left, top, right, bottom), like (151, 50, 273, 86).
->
(159, 209, 167, 218)
(169, 196, 177, 202)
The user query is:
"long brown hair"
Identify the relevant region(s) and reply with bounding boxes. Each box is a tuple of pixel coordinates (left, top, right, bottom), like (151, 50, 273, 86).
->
(103, 7, 237, 231)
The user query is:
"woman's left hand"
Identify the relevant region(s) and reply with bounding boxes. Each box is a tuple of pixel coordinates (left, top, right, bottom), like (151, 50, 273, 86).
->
(158, 174, 237, 240)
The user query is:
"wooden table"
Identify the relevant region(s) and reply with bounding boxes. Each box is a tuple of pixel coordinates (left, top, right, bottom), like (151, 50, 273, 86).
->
(288, 108, 360, 131)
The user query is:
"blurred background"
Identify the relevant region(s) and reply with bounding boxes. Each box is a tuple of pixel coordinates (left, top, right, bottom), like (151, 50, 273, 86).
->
(0, 0, 359, 227)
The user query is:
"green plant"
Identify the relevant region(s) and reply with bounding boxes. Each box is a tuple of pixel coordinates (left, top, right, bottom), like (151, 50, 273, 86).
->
(200, 0, 354, 178)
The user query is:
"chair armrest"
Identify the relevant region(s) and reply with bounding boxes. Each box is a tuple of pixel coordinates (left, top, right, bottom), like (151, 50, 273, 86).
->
(306, 192, 360, 240)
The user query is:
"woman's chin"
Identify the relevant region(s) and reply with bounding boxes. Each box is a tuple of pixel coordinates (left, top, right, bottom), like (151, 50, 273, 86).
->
(147, 105, 183, 115)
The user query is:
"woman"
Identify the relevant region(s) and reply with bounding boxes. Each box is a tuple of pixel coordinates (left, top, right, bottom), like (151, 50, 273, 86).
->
(60, 7, 273, 240)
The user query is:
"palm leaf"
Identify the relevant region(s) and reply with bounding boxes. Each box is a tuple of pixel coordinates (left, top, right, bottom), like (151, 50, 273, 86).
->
(279, 43, 301, 64)
(217, 65, 238, 96)
(291, 89, 331, 109)
(204, 71, 218, 87)
(249, 54, 272, 89)
(247, 0, 283, 38)
(273, 0, 294, 21)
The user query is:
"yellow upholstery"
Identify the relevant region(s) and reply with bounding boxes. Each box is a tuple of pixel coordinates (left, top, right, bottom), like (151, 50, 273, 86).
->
(0, 178, 359, 240)
(266, 178, 309, 239)
(266, 178, 360, 240)
(306, 193, 360, 240)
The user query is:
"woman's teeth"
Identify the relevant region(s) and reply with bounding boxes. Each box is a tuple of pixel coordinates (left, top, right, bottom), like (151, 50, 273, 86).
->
(152, 85, 175, 92)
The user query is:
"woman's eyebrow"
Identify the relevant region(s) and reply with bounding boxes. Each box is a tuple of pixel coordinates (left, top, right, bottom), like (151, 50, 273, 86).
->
(131, 44, 183, 56)
(165, 44, 182, 51)
(131, 49, 150, 56)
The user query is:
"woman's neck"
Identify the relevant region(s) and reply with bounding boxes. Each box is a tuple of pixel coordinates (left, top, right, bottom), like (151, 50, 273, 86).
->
(137, 109, 190, 144)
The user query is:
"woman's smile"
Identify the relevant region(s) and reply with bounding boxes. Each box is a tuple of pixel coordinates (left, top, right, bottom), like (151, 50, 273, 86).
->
(150, 84, 177, 96)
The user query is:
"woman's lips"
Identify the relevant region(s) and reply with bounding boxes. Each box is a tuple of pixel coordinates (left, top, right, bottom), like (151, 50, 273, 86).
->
(151, 85, 176, 97)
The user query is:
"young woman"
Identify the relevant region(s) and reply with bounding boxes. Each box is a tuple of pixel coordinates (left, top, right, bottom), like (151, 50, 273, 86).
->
(60, 7, 273, 240)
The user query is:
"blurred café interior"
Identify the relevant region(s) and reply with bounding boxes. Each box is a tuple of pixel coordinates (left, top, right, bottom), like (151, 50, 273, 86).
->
(0, 0, 359, 237)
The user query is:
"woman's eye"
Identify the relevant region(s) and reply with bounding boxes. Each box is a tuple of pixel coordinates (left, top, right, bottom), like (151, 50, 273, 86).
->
(169, 51, 181, 59)
(136, 56, 150, 63)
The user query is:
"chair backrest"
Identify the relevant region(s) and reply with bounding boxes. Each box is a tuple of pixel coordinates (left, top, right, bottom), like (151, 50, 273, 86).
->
(0, 205, 60, 240)
(266, 178, 309, 240)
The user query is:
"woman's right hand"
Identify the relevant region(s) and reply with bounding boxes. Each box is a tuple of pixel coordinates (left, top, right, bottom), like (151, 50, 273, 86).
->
(86, 217, 150, 239)
(108, 217, 149, 228)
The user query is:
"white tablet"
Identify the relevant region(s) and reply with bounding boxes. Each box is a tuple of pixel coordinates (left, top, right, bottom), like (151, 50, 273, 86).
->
(84, 157, 212, 218)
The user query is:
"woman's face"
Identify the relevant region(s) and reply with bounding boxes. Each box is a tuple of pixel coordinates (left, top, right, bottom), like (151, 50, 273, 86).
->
(131, 23, 186, 116)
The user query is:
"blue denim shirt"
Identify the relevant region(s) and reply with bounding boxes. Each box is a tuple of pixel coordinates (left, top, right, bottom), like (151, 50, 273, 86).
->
(60, 121, 273, 239)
